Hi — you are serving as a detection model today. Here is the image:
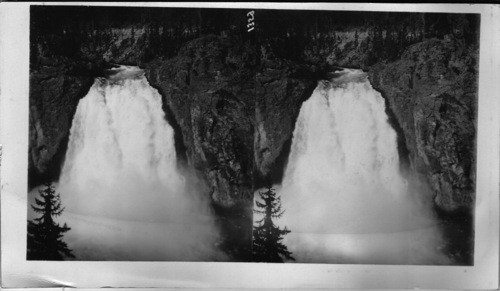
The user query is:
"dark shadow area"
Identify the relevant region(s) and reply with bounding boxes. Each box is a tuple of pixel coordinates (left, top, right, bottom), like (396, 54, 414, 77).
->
(211, 201, 254, 262)
(161, 93, 189, 166)
(28, 73, 96, 190)
(382, 93, 412, 172)
(28, 135, 69, 190)
(253, 137, 293, 189)
(434, 205, 474, 265)
(267, 138, 293, 186)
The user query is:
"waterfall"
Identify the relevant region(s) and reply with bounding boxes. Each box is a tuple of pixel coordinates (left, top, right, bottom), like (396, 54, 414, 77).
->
(278, 69, 448, 264)
(57, 66, 221, 261)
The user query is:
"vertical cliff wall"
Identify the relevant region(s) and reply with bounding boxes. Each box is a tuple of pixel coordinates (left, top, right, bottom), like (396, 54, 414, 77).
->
(29, 60, 98, 187)
(368, 38, 478, 212)
(144, 36, 257, 259)
(28, 8, 479, 261)
(29, 32, 479, 213)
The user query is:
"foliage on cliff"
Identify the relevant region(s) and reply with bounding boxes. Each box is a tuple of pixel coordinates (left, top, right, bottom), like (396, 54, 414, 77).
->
(31, 7, 478, 68)
(30, 6, 251, 66)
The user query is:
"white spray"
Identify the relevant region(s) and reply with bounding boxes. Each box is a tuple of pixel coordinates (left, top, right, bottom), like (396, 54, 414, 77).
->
(56, 66, 222, 261)
(277, 69, 449, 264)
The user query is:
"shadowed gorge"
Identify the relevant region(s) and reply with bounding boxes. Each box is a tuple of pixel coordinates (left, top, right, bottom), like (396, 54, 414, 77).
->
(28, 6, 478, 263)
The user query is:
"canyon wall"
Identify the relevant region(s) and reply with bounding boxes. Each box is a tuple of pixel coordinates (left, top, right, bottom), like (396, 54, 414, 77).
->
(368, 38, 477, 212)
(28, 10, 479, 259)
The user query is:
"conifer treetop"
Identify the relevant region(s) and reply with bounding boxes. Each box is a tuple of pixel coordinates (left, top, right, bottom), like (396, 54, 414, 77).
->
(27, 182, 74, 260)
(252, 185, 295, 263)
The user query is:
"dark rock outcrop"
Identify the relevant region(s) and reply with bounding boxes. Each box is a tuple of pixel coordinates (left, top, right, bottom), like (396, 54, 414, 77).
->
(254, 60, 318, 184)
(144, 35, 258, 260)
(145, 35, 257, 207)
(368, 38, 478, 212)
(29, 58, 98, 187)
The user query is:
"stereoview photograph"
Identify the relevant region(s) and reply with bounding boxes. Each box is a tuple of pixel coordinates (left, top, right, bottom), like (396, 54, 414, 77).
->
(27, 6, 479, 265)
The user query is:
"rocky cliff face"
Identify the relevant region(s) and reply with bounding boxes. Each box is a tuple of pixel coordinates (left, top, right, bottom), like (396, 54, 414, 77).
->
(29, 30, 478, 210)
(143, 35, 257, 259)
(145, 36, 256, 208)
(142, 36, 323, 259)
(254, 34, 478, 215)
(28, 15, 479, 260)
(29, 58, 98, 187)
(254, 60, 320, 183)
(368, 38, 478, 212)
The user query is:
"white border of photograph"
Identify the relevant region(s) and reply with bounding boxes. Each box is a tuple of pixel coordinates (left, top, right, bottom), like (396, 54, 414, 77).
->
(1, 2, 498, 289)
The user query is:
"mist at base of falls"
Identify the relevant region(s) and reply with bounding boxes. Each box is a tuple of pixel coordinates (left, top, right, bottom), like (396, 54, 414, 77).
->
(269, 69, 450, 265)
(48, 66, 224, 261)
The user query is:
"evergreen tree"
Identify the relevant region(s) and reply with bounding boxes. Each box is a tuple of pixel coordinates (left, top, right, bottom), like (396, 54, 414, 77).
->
(27, 182, 75, 260)
(252, 185, 295, 263)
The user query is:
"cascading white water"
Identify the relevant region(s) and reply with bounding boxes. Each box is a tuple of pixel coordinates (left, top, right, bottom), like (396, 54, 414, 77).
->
(56, 66, 222, 261)
(277, 69, 449, 264)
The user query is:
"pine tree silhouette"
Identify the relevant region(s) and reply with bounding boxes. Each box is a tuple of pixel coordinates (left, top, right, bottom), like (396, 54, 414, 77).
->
(27, 182, 75, 260)
(252, 185, 295, 262)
